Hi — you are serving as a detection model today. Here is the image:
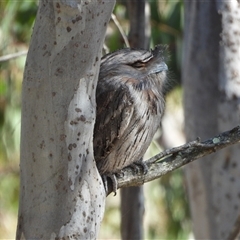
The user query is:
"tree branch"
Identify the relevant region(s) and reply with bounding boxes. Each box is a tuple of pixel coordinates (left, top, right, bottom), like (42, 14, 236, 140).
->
(0, 50, 28, 62)
(107, 125, 240, 195)
(111, 13, 130, 48)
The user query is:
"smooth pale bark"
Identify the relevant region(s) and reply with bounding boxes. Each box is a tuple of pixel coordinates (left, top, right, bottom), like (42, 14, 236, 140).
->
(183, 1, 240, 238)
(16, 1, 115, 239)
(120, 1, 150, 239)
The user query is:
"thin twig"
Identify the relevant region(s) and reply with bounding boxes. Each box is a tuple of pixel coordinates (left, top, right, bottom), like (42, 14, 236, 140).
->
(111, 13, 130, 48)
(106, 125, 240, 195)
(0, 50, 28, 62)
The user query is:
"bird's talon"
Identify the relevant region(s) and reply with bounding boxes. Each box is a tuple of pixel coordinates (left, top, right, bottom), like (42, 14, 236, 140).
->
(128, 161, 148, 174)
(101, 174, 118, 196)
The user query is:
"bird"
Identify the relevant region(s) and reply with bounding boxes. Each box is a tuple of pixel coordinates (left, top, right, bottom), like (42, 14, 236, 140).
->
(94, 45, 168, 193)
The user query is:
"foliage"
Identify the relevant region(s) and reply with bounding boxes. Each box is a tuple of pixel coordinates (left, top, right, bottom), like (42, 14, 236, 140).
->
(0, 1, 37, 237)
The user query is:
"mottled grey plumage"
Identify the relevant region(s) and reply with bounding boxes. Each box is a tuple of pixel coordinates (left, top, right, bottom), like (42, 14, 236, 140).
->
(94, 45, 168, 175)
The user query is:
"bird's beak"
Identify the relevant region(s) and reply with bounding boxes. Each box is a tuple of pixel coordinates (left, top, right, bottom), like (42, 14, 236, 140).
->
(157, 62, 168, 72)
(149, 62, 168, 74)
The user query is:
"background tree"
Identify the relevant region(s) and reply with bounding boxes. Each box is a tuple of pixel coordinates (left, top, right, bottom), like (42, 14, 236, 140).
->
(120, 1, 150, 239)
(183, 1, 240, 238)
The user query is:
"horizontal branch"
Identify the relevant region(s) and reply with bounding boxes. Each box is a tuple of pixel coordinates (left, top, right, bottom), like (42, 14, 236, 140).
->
(106, 125, 240, 195)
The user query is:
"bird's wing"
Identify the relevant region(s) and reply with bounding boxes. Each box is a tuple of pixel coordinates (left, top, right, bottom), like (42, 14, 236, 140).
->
(94, 80, 134, 163)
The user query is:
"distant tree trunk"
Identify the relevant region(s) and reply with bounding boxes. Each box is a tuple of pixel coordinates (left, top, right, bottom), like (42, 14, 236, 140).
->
(120, 1, 150, 239)
(16, 1, 115, 239)
(183, 1, 240, 238)
(126, 0, 150, 49)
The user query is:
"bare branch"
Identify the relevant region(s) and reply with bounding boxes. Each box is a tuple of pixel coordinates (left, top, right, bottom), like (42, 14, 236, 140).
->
(0, 50, 28, 62)
(106, 125, 240, 195)
(111, 13, 130, 48)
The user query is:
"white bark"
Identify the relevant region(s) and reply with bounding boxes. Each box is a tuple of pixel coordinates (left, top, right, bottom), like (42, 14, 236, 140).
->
(213, 2, 240, 238)
(16, 1, 115, 239)
(183, 1, 240, 238)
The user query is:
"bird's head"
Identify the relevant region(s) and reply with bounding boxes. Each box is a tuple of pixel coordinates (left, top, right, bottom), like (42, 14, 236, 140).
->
(100, 45, 168, 80)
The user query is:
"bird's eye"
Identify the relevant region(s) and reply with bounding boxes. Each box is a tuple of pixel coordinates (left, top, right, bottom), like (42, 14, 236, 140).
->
(131, 61, 144, 68)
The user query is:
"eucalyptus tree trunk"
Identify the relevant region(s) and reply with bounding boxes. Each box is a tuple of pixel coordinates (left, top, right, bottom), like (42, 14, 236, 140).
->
(183, 1, 240, 238)
(120, 1, 150, 239)
(16, 1, 115, 239)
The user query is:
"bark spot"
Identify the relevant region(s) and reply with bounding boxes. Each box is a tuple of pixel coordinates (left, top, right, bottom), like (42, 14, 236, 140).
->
(79, 115, 86, 122)
(223, 154, 230, 169)
(55, 67, 64, 76)
(75, 108, 82, 112)
(68, 153, 72, 161)
(232, 162, 237, 168)
(230, 177, 235, 182)
(83, 211, 86, 217)
(68, 144, 73, 150)
(40, 140, 45, 149)
(72, 15, 82, 24)
(42, 44, 47, 50)
(60, 134, 66, 141)
(225, 193, 231, 200)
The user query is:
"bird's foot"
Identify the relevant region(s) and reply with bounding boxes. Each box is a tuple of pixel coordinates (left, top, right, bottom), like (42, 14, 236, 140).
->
(102, 174, 118, 196)
(128, 160, 148, 175)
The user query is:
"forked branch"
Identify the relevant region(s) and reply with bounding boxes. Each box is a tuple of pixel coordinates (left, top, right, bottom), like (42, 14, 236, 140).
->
(107, 125, 240, 195)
